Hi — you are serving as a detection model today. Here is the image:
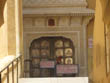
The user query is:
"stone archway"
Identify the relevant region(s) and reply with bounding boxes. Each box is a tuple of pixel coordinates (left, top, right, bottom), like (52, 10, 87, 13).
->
(0, 0, 7, 27)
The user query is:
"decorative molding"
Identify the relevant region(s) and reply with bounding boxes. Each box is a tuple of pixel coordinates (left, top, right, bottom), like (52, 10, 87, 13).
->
(23, 27, 82, 33)
(23, 16, 85, 28)
(23, 0, 87, 8)
(23, 8, 94, 17)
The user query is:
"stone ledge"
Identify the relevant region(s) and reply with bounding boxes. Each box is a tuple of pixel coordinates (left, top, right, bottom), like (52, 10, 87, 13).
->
(23, 8, 94, 16)
(0, 54, 21, 72)
(19, 77, 88, 83)
(0, 56, 15, 72)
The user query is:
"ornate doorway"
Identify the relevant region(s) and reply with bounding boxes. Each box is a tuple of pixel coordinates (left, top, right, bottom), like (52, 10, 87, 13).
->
(29, 37, 76, 77)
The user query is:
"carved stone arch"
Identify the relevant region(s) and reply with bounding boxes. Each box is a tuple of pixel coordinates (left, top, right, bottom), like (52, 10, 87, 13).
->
(28, 35, 77, 48)
(0, 0, 7, 27)
(30, 36, 75, 48)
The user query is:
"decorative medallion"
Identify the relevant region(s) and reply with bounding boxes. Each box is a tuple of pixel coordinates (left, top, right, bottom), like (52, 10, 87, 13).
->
(65, 58, 73, 64)
(56, 49, 63, 57)
(41, 40, 49, 48)
(55, 40, 63, 48)
(65, 48, 73, 56)
(41, 49, 49, 56)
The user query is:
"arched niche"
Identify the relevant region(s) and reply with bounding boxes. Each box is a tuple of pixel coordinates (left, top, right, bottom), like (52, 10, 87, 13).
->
(27, 36, 77, 77)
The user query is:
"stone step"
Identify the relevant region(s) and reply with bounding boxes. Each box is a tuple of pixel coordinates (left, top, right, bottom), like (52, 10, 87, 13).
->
(19, 77, 88, 83)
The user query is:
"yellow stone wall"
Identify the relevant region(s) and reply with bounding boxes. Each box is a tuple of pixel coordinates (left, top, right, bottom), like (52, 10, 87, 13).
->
(7, 0, 17, 55)
(93, 0, 110, 83)
(0, 0, 23, 58)
(87, 19, 94, 81)
(0, 2, 8, 58)
(87, 0, 96, 9)
(86, 0, 96, 81)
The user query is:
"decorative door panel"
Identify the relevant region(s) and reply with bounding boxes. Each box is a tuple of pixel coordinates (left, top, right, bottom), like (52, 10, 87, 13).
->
(28, 37, 77, 77)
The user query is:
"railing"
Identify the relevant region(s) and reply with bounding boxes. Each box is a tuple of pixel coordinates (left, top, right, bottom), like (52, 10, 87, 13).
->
(0, 55, 23, 83)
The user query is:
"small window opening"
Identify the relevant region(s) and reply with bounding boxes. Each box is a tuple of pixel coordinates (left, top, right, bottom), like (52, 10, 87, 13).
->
(48, 19, 55, 26)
